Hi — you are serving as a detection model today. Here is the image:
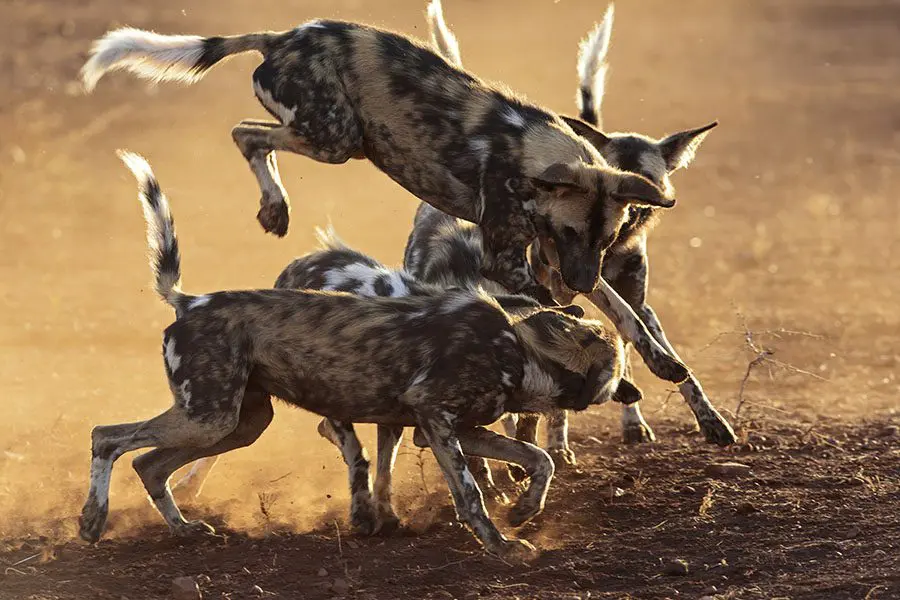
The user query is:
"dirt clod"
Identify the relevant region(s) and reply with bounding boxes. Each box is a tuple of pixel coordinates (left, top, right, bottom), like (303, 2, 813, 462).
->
(705, 462, 752, 478)
(317, 567, 328, 577)
(171, 576, 201, 600)
(332, 578, 350, 594)
(663, 559, 690, 576)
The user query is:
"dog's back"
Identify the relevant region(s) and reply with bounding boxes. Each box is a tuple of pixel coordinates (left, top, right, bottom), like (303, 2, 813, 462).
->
(403, 203, 506, 295)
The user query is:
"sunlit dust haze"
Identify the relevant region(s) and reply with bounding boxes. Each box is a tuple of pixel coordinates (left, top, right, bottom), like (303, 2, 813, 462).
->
(2, 0, 898, 549)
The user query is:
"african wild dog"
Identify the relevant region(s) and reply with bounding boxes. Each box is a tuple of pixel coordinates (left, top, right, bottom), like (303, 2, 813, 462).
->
(172, 226, 577, 526)
(80, 19, 675, 304)
(425, 0, 736, 456)
(80, 151, 643, 558)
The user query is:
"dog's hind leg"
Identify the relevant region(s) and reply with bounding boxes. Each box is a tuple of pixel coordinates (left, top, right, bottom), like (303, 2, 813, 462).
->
(79, 405, 238, 543)
(545, 409, 576, 467)
(132, 388, 274, 537)
(231, 122, 363, 237)
(372, 425, 404, 534)
(170, 455, 220, 501)
(467, 456, 510, 507)
(507, 414, 540, 482)
(234, 60, 363, 236)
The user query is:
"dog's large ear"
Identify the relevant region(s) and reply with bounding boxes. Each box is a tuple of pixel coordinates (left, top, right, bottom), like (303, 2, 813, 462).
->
(561, 116, 611, 151)
(658, 121, 718, 172)
(532, 162, 589, 193)
(557, 304, 585, 319)
(610, 172, 676, 209)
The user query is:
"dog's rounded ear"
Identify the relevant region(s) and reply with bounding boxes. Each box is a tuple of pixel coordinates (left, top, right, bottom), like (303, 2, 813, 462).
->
(658, 120, 718, 172)
(532, 162, 588, 193)
(610, 172, 676, 209)
(560, 115, 612, 150)
(557, 304, 585, 319)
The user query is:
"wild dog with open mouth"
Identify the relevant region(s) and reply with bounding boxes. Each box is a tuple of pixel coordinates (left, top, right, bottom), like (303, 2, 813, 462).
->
(79, 152, 644, 558)
(80, 18, 675, 303)
(425, 0, 735, 454)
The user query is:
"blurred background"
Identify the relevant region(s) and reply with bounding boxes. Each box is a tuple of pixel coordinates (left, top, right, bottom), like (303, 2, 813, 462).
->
(1, 0, 898, 539)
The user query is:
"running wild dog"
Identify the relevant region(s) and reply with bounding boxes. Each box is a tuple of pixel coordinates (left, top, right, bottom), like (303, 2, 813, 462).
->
(81, 152, 642, 557)
(172, 227, 586, 527)
(426, 0, 736, 452)
(174, 223, 675, 526)
(80, 20, 676, 303)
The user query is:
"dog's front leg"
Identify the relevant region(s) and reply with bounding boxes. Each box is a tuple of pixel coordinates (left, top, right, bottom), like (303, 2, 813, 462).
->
(478, 181, 556, 304)
(605, 249, 735, 446)
(585, 279, 689, 384)
(316, 419, 379, 535)
(634, 303, 736, 446)
(415, 414, 535, 561)
(457, 427, 554, 528)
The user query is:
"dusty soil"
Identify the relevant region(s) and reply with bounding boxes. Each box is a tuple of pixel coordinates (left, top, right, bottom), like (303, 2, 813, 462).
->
(0, 0, 897, 598)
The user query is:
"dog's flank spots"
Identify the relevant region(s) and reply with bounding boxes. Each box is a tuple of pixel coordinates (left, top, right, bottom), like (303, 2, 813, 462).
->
(164, 336, 181, 374)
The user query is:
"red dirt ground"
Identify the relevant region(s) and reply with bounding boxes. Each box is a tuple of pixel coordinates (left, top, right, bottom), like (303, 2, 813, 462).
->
(1, 0, 898, 599)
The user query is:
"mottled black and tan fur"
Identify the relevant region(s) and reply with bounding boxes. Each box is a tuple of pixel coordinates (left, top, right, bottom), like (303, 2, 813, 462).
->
(79, 153, 641, 559)
(80, 19, 675, 302)
(426, 0, 735, 454)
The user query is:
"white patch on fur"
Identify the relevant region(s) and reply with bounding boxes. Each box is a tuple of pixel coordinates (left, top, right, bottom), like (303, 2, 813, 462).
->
(179, 380, 192, 411)
(501, 371, 515, 387)
(387, 272, 410, 297)
(323, 263, 411, 298)
(88, 456, 114, 506)
(461, 468, 478, 490)
(81, 28, 207, 92)
(502, 106, 526, 129)
(188, 295, 211, 309)
(501, 330, 518, 342)
(410, 369, 430, 388)
(522, 199, 536, 214)
(253, 80, 298, 124)
(470, 137, 490, 159)
(164, 337, 181, 373)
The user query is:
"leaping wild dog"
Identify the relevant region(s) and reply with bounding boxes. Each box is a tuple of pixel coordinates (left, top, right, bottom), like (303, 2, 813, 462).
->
(80, 151, 645, 558)
(80, 19, 676, 304)
(424, 0, 735, 453)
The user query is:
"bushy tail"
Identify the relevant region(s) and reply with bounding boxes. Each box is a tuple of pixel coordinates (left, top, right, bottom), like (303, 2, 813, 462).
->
(576, 4, 614, 127)
(81, 28, 275, 92)
(425, 0, 462, 68)
(118, 150, 186, 312)
(313, 222, 350, 251)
